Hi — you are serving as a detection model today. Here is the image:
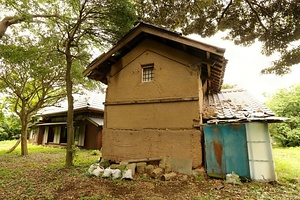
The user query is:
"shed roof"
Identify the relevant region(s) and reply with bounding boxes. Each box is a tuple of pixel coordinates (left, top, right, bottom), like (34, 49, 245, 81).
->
(84, 22, 227, 93)
(203, 89, 286, 123)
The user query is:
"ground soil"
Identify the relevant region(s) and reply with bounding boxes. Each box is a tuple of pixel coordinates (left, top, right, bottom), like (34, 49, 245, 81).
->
(0, 152, 299, 200)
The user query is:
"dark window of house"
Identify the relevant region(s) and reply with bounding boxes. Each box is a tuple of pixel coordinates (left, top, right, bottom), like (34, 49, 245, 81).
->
(60, 126, 68, 143)
(47, 127, 55, 143)
(142, 64, 154, 82)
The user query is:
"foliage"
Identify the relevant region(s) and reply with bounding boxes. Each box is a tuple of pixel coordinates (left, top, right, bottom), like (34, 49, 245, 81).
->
(221, 83, 238, 90)
(266, 84, 300, 147)
(0, 35, 68, 154)
(0, 0, 136, 162)
(0, 114, 21, 141)
(134, 0, 300, 75)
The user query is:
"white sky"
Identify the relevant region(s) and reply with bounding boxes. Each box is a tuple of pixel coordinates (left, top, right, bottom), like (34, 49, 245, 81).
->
(189, 33, 300, 102)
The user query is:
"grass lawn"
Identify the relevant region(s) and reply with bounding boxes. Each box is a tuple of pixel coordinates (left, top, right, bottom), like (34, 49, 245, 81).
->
(273, 146, 300, 183)
(0, 140, 299, 200)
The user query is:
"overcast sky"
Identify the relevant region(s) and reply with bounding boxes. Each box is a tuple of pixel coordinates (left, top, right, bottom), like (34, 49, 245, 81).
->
(189, 33, 300, 102)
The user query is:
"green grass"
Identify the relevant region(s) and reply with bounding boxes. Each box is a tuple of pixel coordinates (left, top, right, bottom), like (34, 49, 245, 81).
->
(0, 140, 299, 199)
(1, 140, 299, 183)
(273, 146, 300, 183)
(0, 140, 100, 168)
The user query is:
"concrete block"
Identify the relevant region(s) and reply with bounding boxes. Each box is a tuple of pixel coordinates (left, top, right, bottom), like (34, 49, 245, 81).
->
(136, 162, 147, 174)
(109, 164, 119, 169)
(166, 157, 192, 175)
(164, 163, 172, 173)
(126, 163, 137, 176)
(146, 164, 154, 176)
(151, 167, 163, 178)
(119, 161, 129, 170)
(159, 157, 167, 169)
(161, 172, 177, 181)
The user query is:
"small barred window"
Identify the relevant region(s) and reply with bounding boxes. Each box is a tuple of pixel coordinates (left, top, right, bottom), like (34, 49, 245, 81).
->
(142, 64, 154, 82)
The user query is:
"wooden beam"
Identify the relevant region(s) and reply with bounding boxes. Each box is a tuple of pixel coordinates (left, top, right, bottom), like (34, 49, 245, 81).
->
(198, 70, 203, 125)
(206, 51, 210, 60)
(105, 96, 199, 106)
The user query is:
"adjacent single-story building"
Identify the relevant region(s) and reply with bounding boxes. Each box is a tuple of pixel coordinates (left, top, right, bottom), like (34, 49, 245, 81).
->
(83, 22, 284, 181)
(203, 89, 285, 181)
(30, 94, 104, 150)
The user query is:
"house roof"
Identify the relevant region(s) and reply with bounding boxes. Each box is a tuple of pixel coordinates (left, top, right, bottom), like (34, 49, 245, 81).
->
(85, 117, 104, 127)
(83, 22, 227, 93)
(38, 93, 105, 116)
(203, 89, 287, 123)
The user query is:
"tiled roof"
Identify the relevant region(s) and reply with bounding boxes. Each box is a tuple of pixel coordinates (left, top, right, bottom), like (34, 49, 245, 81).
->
(38, 92, 105, 115)
(203, 89, 280, 123)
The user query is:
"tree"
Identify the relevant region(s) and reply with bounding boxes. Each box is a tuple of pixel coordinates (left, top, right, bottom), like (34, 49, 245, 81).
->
(0, 39, 67, 155)
(134, 0, 300, 75)
(1, 0, 136, 166)
(266, 84, 300, 147)
(221, 84, 238, 90)
(0, 97, 21, 141)
(0, 113, 21, 141)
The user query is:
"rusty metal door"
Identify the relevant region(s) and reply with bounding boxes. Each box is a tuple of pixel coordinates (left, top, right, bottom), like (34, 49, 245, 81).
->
(204, 124, 250, 178)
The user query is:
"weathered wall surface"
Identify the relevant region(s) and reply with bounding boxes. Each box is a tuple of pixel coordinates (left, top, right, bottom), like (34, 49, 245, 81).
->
(102, 129, 202, 168)
(83, 120, 102, 150)
(106, 101, 199, 129)
(103, 39, 203, 168)
(106, 39, 200, 102)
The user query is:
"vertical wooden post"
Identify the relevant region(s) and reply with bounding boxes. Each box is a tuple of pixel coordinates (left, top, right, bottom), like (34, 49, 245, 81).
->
(198, 68, 203, 125)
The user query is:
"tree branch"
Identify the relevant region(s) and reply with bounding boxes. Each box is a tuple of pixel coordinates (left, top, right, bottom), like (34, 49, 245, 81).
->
(244, 0, 268, 31)
(0, 14, 59, 39)
(218, 0, 232, 23)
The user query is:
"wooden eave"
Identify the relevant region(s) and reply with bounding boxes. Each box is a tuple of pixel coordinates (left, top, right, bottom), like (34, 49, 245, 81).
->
(83, 22, 227, 92)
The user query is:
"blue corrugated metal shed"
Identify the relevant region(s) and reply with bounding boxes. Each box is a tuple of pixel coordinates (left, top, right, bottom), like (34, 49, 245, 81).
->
(203, 89, 280, 181)
(204, 124, 250, 179)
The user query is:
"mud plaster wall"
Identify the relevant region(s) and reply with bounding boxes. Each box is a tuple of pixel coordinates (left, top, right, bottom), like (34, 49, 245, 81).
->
(103, 39, 204, 168)
(102, 129, 202, 168)
(106, 39, 200, 102)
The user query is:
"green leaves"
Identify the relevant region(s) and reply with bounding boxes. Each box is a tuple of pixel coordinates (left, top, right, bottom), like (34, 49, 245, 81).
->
(266, 84, 300, 147)
(134, 0, 300, 75)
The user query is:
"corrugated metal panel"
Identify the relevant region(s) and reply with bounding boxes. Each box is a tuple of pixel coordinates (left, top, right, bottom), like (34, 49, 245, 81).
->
(246, 123, 277, 181)
(204, 124, 250, 178)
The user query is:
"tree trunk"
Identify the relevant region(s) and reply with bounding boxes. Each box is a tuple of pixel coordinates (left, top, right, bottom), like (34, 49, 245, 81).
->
(0, 18, 9, 39)
(65, 53, 74, 167)
(20, 105, 29, 155)
(20, 125, 28, 155)
(6, 139, 20, 153)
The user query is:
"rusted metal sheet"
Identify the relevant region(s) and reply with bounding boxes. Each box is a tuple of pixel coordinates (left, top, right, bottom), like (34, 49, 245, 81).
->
(204, 124, 250, 178)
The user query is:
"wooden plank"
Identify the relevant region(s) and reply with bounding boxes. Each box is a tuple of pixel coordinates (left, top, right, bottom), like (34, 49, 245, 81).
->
(105, 96, 199, 106)
(198, 70, 203, 125)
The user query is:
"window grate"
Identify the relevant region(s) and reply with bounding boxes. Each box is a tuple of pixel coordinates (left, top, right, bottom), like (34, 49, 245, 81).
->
(142, 65, 154, 82)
